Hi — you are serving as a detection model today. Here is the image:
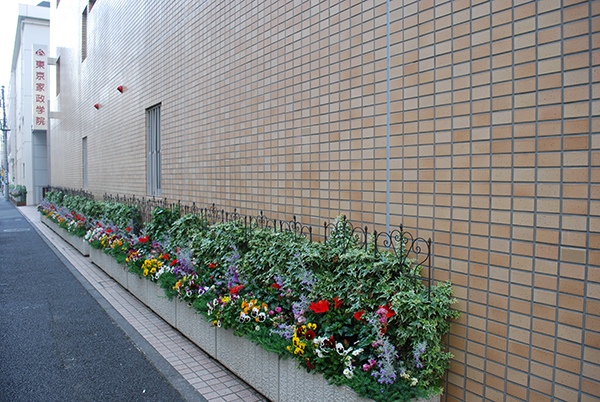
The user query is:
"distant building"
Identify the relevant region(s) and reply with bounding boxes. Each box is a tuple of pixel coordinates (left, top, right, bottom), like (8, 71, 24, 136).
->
(7, 2, 50, 205)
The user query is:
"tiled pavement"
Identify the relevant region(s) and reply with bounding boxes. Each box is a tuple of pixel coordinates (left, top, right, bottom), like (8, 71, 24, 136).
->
(19, 205, 269, 402)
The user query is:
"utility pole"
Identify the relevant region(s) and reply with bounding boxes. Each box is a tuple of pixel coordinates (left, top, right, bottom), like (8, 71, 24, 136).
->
(1, 86, 10, 199)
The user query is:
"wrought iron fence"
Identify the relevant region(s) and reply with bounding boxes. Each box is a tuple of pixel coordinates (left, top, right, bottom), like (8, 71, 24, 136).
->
(44, 186, 433, 296)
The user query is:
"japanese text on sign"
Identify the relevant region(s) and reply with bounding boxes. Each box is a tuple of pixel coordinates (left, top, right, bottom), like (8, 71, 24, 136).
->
(32, 45, 48, 129)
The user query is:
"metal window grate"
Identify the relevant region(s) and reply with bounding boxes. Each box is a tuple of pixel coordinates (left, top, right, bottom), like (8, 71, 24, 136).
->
(146, 105, 161, 197)
(82, 137, 87, 188)
(81, 7, 87, 61)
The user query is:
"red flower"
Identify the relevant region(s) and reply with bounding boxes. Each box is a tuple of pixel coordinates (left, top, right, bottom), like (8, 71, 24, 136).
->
(308, 300, 330, 314)
(270, 283, 282, 290)
(353, 310, 365, 321)
(125, 227, 132, 232)
(106, 229, 113, 234)
(229, 285, 244, 295)
(305, 330, 316, 341)
(378, 304, 395, 319)
(138, 236, 149, 243)
(208, 262, 218, 269)
(333, 297, 343, 309)
(161, 253, 169, 260)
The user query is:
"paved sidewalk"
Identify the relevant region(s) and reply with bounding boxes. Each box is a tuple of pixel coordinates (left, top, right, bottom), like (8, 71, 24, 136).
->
(18, 205, 268, 402)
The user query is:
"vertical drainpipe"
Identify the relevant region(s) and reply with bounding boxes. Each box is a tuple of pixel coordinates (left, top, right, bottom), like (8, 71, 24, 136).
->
(385, 0, 391, 233)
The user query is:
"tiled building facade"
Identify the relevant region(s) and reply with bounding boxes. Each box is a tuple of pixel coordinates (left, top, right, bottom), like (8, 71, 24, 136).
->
(49, 0, 599, 400)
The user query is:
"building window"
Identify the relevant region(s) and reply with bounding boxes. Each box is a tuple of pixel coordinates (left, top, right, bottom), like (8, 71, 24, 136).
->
(56, 57, 60, 96)
(82, 137, 88, 188)
(81, 7, 87, 61)
(146, 105, 161, 196)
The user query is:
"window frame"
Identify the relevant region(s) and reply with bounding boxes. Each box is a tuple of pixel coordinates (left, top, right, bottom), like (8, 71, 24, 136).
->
(81, 7, 87, 62)
(146, 104, 161, 197)
(82, 136, 88, 188)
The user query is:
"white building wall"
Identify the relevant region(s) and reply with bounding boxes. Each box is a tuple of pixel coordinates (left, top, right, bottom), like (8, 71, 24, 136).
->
(7, 4, 50, 205)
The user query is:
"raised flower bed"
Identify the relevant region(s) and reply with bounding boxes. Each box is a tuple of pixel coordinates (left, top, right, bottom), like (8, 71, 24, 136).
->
(89, 252, 440, 402)
(39, 189, 458, 402)
(41, 213, 91, 256)
(9, 184, 27, 206)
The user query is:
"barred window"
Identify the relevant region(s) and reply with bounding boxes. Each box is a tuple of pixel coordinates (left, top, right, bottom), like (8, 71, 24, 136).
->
(81, 7, 87, 61)
(146, 104, 161, 196)
(82, 136, 87, 188)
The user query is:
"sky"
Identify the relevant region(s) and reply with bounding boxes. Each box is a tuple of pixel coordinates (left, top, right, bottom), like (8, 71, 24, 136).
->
(0, 0, 45, 98)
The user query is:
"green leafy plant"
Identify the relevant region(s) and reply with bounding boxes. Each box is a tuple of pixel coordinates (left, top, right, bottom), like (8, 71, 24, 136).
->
(9, 184, 27, 201)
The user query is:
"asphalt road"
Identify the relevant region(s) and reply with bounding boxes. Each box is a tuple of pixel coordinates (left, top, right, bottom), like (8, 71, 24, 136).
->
(0, 199, 188, 402)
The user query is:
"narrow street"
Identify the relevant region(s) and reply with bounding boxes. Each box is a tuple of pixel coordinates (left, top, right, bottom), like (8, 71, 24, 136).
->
(0, 199, 188, 402)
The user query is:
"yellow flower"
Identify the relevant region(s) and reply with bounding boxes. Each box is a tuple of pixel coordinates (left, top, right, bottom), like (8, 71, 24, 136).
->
(222, 296, 230, 303)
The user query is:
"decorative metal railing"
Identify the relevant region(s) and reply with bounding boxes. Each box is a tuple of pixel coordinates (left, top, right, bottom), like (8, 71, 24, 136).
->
(44, 187, 433, 296)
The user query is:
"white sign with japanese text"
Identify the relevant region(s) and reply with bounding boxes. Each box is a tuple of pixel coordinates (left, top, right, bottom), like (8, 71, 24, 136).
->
(32, 44, 47, 130)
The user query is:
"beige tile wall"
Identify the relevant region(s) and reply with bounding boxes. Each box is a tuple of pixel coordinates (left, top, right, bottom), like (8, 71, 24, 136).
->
(49, 0, 599, 400)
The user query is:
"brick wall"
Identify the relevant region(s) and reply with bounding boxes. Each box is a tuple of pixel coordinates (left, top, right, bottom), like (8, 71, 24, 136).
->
(49, 0, 599, 400)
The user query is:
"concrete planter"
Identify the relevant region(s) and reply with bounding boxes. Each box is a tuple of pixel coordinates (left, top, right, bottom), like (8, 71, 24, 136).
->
(216, 328, 280, 402)
(176, 300, 217, 358)
(10, 196, 26, 206)
(127, 272, 148, 305)
(41, 214, 90, 256)
(146, 282, 177, 327)
(89, 247, 128, 289)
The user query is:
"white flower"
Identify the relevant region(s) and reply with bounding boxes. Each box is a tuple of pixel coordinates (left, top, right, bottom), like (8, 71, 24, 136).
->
(255, 325, 260, 331)
(352, 348, 363, 356)
(336, 343, 345, 355)
(411, 377, 418, 386)
(257, 312, 266, 322)
(343, 367, 354, 379)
